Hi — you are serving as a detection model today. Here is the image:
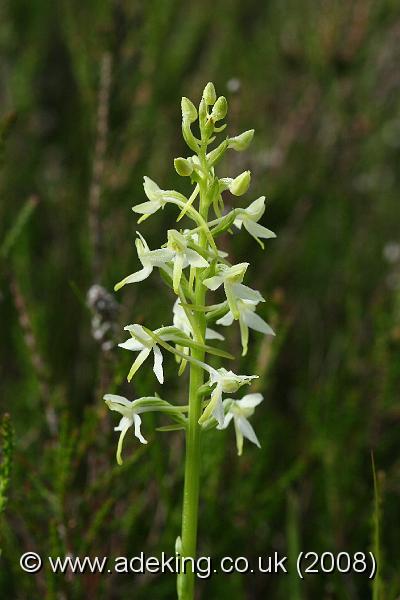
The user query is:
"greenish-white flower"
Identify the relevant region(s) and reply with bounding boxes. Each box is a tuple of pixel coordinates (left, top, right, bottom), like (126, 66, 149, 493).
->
(218, 393, 263, 455)
(199, 367, 258, 427)
(166, 229, 209, 292)
(173, 299, 223, 341)
(105, 394, 187, 464)
(203, 263, 264, 319)
(132, 177, 178, 222)
(217, 298, 275, 356)
(234, 197, 276, 248)
(119, 324, 172, 384)
(104, 394, 148, 464)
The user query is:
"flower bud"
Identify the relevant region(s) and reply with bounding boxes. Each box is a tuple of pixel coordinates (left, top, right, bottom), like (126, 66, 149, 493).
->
(174, 157, 193, 177)
(181, 97, 197, 123)
(207, 139, 228, 166)
(229, 171, 251, 196)
(203, 82, 216, 105)
(211, 96, 228, 122)
(228, 129, 254, 151)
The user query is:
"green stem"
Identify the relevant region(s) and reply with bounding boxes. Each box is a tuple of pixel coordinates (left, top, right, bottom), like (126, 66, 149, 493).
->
(179, 153, 209, 600)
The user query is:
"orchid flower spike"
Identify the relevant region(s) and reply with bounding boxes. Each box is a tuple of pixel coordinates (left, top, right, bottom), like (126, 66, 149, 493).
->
(104, 394, 148, 464)
(218, 393, 263, 455)
(203, 263, 264, 320)
(199, 367, 258, 427)
(234, 197, 276, 248)
(217, 298, 275, 356)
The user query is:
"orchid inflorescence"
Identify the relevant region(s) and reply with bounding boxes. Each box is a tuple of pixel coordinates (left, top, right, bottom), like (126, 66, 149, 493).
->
(104, 82, 276, 468)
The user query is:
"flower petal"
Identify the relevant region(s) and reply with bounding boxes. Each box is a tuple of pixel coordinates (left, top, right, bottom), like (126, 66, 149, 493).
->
(118, 338, 144, 352)
(203, 275, 224, 290)
(237, 393, 263, 409)
(152, 345, 164, 384)
(237, 416, 261, 448)
(232, 282, 265, 303)
(185, 248, 209, 268)
(127, 347, 151, 382)
(243, 311, 275, 335)
(216, 311, 234, 327)
(114, 266, 153, 291)
(104, 394, 132, 408)
(217, 411, 234, 430)
(133, 414, 148, 444)
(244, 219, 276, 239)
(132, 200, 160, 215)
(144, 248, 175, 266)
(172, 252, 184, 293)
(205, 327, 224, 341)
(115, 416, 133, 465)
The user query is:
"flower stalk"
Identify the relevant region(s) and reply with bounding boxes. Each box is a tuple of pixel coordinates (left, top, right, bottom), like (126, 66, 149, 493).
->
(104, 82, 277, 599)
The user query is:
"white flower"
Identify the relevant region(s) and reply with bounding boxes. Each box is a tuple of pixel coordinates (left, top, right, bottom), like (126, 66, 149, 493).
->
(104, 394, 148, 464)
(234, 197, 276, 248)
(203, 263, 264, 319)
(131, 177, 170, 222)
(199, 367, 258, 427)
(167, 230, 209, 292)
(173, 299, 224, 341)
(114, 232, 155, 291)
(218, 393, 263, 455)
(119, 324, 172, 384)
(217, 299, 275, 356)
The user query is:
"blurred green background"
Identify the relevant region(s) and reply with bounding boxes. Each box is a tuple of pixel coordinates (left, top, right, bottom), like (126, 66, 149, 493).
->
(1, 0, 400, 598)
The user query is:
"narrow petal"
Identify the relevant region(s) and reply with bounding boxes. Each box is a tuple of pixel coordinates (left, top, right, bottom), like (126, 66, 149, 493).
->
(232, 282, 265, 303)
(104, 394, 132, 408)
(239, 317, 249, 356)
(224, 282, 239, 319)
(152, 345, 164, 384)
(205, 327, 224, 341)
(237, 416, 261, 448)
(114, 266, 152, 291)
(233, 419, 244, 456)
(172, 252, 184, 293)
(199, 384, 222, 425)
(185, 248, 209, 268)
(132, 200, 160, 215)
(244, 219, 276, 240)
(217, 411, 234, 430)
(143, 176, 162, 202)
(243, 311, 275, 335)
(202, 275, 224, 290)
(133, 414, 148, 444)
(216, 311, 234, 327)
(144, 248, 175, 267)
(212, 395, 225, 429)
(115, 417, 133, 465)
(237, 393, 263, 409)
(118, 338, 144, 352)
(127, 348, 151, 382)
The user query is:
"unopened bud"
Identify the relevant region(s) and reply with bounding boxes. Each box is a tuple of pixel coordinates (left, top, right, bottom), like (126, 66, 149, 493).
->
(181, 97, 197, 123)
(174, 157, 193, 177)
(228, 129, 254, 151)
(203, 82, 216, 105)
(229, 171, 251, 196)
(211, 96, 228, 122)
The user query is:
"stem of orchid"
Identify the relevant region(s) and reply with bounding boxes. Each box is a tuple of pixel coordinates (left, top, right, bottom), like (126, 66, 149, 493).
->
(179, 148, 209, 600)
